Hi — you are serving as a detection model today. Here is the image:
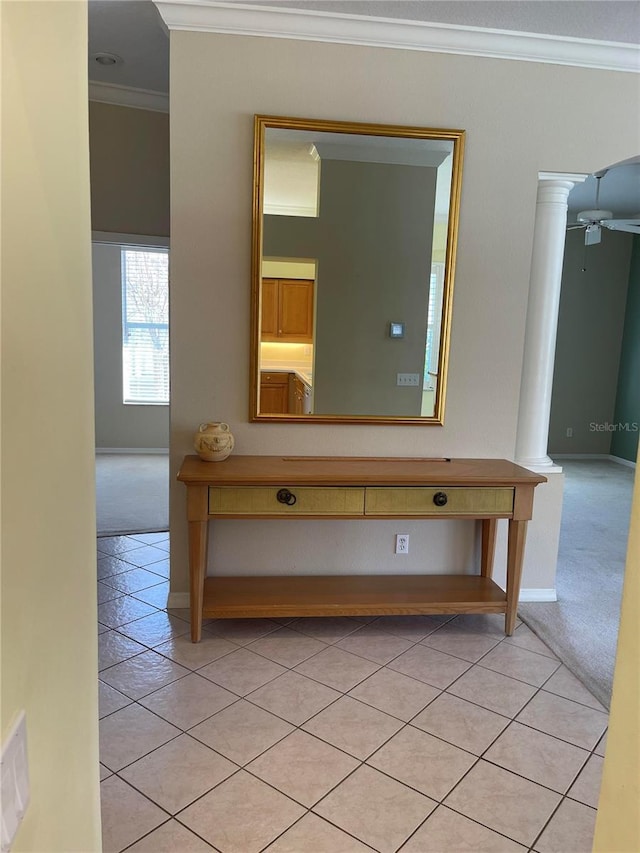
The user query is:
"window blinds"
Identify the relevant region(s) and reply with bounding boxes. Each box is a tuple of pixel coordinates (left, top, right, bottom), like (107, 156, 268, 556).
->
(122, 248, 169, 404)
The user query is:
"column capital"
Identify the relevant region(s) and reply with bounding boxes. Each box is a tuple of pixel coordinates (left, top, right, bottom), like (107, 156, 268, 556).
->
(535, 179, 576, 206)
(538, 171, 588, 184)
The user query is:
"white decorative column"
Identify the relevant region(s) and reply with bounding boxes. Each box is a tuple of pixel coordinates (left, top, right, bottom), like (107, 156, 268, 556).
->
(515, 173, 586, 469)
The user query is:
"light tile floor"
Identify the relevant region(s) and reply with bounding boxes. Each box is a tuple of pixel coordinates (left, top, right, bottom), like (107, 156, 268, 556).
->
(98, 533, 607, 853)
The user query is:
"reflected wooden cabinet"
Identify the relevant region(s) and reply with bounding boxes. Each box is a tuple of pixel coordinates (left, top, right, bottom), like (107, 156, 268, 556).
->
(260, 371, 312, 414)
(260, 371, 289, 413)
(291, 374, 311, 415)
(261, 278, 314, 343)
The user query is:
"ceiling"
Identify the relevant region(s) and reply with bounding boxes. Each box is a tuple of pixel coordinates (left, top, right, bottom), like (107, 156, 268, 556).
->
(87, 0, 640, 216)
(570, 163, 640, 221)
(255, 0, 640, 43)
(88, 1, 169, 93)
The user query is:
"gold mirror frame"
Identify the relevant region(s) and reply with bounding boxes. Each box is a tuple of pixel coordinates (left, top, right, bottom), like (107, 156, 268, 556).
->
(250, 115, 465, 425)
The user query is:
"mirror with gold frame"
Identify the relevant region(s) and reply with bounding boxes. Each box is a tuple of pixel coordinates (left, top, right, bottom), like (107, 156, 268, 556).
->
(250, 115, 465, 424)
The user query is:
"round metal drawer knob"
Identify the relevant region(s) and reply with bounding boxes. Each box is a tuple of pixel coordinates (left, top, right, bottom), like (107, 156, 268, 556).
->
(433, 491, 448, 507)
(277, 488, 297, 506)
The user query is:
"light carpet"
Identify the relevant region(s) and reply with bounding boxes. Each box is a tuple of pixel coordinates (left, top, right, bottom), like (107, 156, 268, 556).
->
(520, 459, 635, 709)
(96, 453, 169, 536)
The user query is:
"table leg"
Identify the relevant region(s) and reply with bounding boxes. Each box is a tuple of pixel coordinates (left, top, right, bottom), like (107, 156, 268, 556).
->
(481, 518, 497, 578)
(188, 520, 209, 643)
(505, 519, 527, 635)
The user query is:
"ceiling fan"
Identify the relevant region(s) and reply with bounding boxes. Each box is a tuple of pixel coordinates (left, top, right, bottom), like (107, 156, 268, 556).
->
(567, 156, 640, 246)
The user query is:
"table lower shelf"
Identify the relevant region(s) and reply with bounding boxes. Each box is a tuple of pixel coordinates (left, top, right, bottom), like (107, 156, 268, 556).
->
(201, 574, 507, 619)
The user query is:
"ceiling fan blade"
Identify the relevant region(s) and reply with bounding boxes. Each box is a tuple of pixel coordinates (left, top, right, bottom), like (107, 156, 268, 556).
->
(585, 224, 602, 245)
(602, 219, 640, 234)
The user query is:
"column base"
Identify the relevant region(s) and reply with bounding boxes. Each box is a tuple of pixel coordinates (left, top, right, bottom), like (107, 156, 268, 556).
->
(515, 454, 563, 473)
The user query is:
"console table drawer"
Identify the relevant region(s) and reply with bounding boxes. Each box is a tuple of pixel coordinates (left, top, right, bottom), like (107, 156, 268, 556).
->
(365, 487, 514, 516)
(208, 486, 365, 516)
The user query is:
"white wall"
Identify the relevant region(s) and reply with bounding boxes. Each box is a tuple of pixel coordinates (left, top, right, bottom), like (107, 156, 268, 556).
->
(1, 2, 101, 849)
(168, 31, 638, 597)
(93, 242, 170, 449)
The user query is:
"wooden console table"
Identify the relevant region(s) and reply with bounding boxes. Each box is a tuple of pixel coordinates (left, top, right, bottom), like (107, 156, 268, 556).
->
(177, 456, 546, 642)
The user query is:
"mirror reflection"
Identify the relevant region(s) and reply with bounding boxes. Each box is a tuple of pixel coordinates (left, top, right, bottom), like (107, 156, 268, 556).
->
(251, 116, 465, 424)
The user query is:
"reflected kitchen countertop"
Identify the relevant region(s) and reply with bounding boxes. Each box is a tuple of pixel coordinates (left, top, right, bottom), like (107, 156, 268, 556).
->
(261, 366, 312, 388)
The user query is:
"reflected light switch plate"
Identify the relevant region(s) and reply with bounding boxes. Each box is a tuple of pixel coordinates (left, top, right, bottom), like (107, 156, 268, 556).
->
(1, 712, 30, 853)
(397, 373, 420, 386)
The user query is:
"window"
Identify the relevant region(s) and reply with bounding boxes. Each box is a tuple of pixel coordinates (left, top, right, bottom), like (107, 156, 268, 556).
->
(121, 247, 169, 404)
(424, 263, 445, 390)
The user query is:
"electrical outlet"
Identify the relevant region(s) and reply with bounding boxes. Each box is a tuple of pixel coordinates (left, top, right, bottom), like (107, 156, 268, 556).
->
(566, 427, 573, 438)
(395, 534, 409, 554)
(397, 373, 420, 386)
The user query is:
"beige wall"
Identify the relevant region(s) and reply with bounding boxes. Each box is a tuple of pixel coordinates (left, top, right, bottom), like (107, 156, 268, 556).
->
(89, 101, 170, 237)
(1, 2, 101, 851)
(593, 444, 640, 851)
(168, 31, 638, 594)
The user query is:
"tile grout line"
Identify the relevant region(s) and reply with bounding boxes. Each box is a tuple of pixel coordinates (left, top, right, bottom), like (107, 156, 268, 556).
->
(256, 806, 380, 853)
(397, 803, 529, 853)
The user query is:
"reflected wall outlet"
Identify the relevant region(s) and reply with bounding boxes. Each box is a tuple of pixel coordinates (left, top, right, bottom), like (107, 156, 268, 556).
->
(395, 534, 409, 554)
(566, 427, 573, 437)
(397, 373, 420, 386)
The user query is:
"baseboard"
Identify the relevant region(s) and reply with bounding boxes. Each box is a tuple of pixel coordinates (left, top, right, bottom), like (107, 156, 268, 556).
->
(96, 447, 169, 455)
(519, 588, 557, 603)
(609, 455, 637, 469)
(551, 453, 636, 470)
(167, 592, 191, 609)
(167, 589, 557, 608)
(550, 453, 608, 460)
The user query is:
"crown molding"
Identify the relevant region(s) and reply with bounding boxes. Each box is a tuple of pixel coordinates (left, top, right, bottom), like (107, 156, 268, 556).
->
(154, 0, 639, 73)
(88, 81, 169, 113)
(264, 204, 317, 217)
(92, 231, 170, 247)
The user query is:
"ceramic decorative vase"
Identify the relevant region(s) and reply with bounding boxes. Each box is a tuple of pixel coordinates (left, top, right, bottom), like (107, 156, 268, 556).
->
(194, 422, 235, 462)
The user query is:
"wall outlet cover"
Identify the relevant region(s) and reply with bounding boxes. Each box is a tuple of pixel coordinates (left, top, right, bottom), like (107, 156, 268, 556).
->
(395, 534, 410, 554)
